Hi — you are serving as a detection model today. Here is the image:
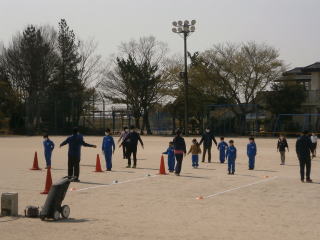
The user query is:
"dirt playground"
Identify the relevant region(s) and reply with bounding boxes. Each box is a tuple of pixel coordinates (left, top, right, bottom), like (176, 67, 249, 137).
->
(0, 136, 319, 240)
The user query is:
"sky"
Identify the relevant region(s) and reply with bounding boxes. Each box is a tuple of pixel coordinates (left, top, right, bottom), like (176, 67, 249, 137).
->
(1, 0, 320, 68)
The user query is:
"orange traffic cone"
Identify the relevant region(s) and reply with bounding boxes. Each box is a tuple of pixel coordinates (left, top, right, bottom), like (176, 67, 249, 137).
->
(41, 167, 52, 194)
(158, 155, 167, 175)
(30, 151, 41, 170)
(94, 154, 103, 172)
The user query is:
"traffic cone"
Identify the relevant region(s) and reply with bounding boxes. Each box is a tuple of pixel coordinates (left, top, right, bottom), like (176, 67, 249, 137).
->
(30, 151, 41, 170)
(158, 155, 167, 175)
(41, 167, 52, 194)
(94, 154, 103, 172)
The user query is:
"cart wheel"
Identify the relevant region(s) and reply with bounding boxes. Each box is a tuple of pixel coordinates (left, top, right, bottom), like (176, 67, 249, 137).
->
(53, 210, 60, 220)
(61, 205, 70, 219)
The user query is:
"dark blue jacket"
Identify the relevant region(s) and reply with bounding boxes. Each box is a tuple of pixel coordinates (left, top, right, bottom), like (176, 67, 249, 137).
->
(226, 146, 237, 161)
(199, 132, 217, 148)
(173, 136, 186, 154)
(296, 135, 313, 159)
(123, 131, 143, 149)
(218, 141, 228, 153)
(163, 147, 175, 160)
(247, 142, 257, 156)
(102, 135, 115, 153)
(60, 134, 95, 158)
(43, 139, 54, 154)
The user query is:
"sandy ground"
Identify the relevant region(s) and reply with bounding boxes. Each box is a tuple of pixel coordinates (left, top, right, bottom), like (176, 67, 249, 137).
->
(0, 136, 319, 240)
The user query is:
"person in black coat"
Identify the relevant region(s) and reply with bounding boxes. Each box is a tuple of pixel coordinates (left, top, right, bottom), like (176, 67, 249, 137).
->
(60, 127, 97, 182)
(199, 127, 217, 163)
(277, 135, 289, 165)
(296, 130, 313, 183)
(173, 129, 186, 176)
(121, 125, 144, 168)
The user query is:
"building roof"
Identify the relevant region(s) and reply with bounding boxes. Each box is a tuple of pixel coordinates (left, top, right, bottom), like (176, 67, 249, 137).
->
(301, 62, 320, 72)
(283, 67, 307, 76)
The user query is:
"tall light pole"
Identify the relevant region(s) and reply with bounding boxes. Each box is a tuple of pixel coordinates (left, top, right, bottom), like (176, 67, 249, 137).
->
(172, 19, 196, 135)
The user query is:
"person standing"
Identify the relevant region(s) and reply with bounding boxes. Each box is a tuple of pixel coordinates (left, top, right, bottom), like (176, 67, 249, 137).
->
(173, 130, 186, 176)
(162, 141, 175, 172)
(121, 125, 144, 168)
(247, 137, 257, 170)
(311, 132, 318, 158)
(187, 139, 202, 168)
(102, 128, 115, 171)
(60, 127, 97, 182)
(43, 134, 55, 169)
(226, 140, 237, 175)
(277, 135, 289, 165)
(217, 137, 228, 163)
(118, 127, 129, 159)
(199, 127, 217, 163)
(296, 130, 313, 183)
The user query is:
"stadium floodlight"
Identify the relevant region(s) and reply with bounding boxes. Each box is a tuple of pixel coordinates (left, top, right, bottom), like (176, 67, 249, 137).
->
(170, 19, 197, 135)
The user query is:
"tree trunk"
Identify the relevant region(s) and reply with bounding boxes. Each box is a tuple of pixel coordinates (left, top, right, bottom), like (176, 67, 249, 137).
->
(144, 109, 152, 135)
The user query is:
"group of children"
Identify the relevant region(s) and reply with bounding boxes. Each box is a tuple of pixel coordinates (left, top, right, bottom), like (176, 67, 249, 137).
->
(163, 136, 257, 175)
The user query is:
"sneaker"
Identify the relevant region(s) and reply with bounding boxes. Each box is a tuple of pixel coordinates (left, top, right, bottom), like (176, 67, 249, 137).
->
(175, 173, 180, 176)
(228, 172, 231, 175)
(132, 165, 136, 168)
(126, 165, 131, 168)
(73, 179, 80, 182)
(232, 172, 235, 175)
(202, 160, 205, 163)
(301, 179, 305, 183)
(106, 169, 111, 171)
(306, 179, 313, 183)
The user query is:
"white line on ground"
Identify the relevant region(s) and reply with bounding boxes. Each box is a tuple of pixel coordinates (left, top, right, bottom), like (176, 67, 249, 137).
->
(203, 176, 278, 199)
(74, 175, 158, 192)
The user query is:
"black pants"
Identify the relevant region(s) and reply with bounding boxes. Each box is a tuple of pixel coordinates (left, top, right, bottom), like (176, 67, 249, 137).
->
(68, 155, 80, 179)
(122, 144, 127, 159)
(299, 156, 311, 180)
(175, 154, 184, 174)
(127, 148, 137, 166)
(202, 146, 212, 162)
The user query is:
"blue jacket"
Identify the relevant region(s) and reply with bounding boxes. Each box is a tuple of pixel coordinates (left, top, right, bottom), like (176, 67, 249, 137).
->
(60, 134, 95, 158)
(247, 142, 257, 156)
(226, 146, 237, 160)
(102, 135, 115, 153)
(163, 147, 175, 159)
(218, 141, 228, 153)
(43, 139, 54, 154)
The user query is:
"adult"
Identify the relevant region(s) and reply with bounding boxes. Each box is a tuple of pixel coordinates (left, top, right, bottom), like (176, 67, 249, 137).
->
(118, 126, 129, 159)
(295, 130, 313, 183)
(121, 125, 144, 168)
(311, 132, 318, 158)
(277, 134, 289, 165)
(199, 127, 217, 163)
(173, 129, 186, 176)
(60, 127, 97, 182)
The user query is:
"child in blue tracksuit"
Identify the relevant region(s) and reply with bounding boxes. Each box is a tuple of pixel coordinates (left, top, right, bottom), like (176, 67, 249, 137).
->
(247, 137, 257, 170)
(102, 128, 115, 171)
(163, 141, 175, 172)
(226, 140, 237, 174)
(43, 134, 54, 169)
(217, 137, 228, 163)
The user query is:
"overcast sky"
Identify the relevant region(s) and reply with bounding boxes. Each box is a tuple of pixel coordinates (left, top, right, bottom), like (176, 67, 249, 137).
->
(1, 0, 319, 68)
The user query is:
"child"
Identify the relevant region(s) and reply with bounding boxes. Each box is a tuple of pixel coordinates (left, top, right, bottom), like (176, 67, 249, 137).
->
(188, 139, 202, 168)
(311, 132, 318, 157)
(277, 135, 289, 165)
(247, 137, 257, 170)
(217, 137, 228, 163)
(118, 127, 129, 159)
(102, 128, 115, 171)
(226, 140, 236, 174)
(163, 142, 175, 172)
(43, 134, 55, 169)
